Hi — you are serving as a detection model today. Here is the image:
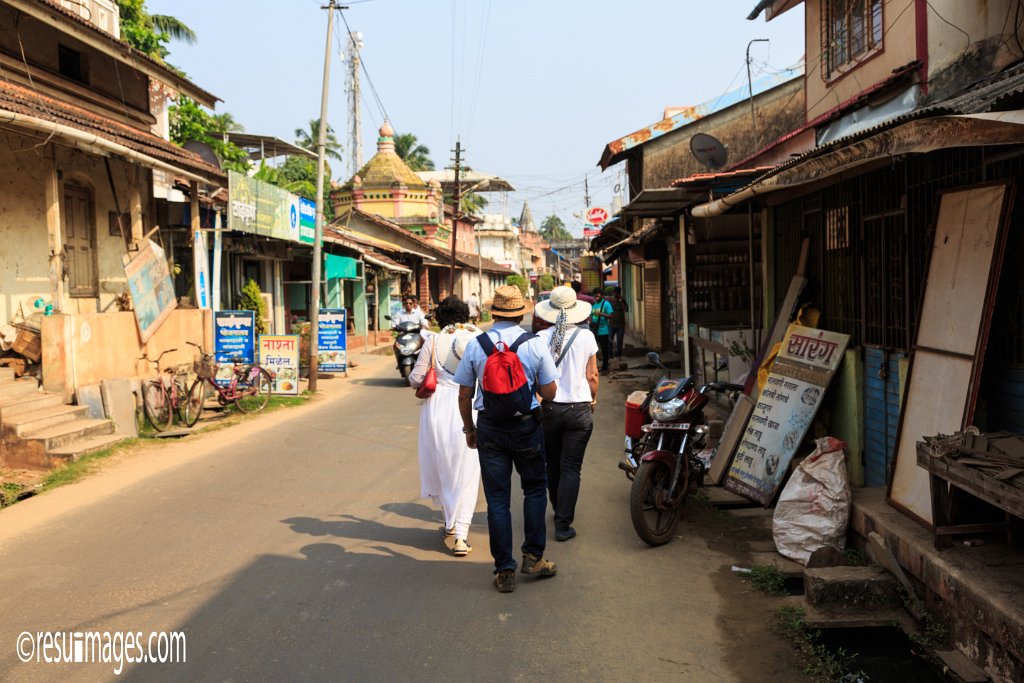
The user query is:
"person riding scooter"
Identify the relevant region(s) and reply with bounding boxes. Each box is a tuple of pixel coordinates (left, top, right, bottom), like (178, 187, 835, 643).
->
(386, 295, 430, 382)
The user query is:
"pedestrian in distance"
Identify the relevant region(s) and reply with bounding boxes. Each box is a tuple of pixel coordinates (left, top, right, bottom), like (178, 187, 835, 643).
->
(590, 287, 613, 373)
(467, 291, 481, 325)
(409, 296, 482, 557)
(608, 286, 628, 360)
(455, 285, 559, 593)
(535, 286, 599, 542)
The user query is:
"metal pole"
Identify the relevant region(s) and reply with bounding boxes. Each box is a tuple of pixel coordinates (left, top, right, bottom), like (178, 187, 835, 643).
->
(746, 38, 769, 151)
(309, 1, 341, 391)
(448, 140, 462, 297)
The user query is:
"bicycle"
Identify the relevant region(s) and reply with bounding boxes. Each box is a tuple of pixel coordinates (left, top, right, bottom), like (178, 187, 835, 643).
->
(182, 341, 272, 427)
(139, 348, 198, 432)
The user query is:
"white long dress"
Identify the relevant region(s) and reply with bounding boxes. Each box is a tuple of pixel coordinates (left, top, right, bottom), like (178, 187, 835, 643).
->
(409, 329, 481, 540)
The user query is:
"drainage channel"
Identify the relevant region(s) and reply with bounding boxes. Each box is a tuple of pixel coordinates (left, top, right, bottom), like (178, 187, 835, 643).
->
(815, 626, 944, 682)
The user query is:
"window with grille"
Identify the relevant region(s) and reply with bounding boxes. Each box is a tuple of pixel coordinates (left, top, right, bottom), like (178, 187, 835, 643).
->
(826, 206, 849, 250)
(822, 0, 883, 80)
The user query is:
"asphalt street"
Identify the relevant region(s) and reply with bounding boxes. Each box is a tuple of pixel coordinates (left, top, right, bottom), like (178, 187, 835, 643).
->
(0, 351, 805, 682)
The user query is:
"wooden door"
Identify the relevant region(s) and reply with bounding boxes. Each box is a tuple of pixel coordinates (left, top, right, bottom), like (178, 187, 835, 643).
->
(643, 260, 662, 350)
(62, 184, 97, 297)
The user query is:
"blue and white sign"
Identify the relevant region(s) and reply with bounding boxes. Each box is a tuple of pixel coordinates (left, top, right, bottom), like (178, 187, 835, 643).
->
(214, 310, 256, 386)
(318, 308, 347, 372)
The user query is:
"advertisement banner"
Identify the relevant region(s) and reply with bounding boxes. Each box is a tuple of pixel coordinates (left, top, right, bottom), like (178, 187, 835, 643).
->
(318, 309, 347, 372)
(193, 227, 210, 309)
(214, 310, 255, 386)
(298, 197, 316, 244)
(228, 170, 308, 243)
(725, 325, 850, 506)
(259, 335, 300, 395)
(579, 255, 603, 294)
(123, 239, 177, 343)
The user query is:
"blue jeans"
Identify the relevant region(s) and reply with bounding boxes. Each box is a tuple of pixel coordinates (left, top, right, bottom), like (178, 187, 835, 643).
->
(542, 402, 594, 531)
(476, 414, 548, 573)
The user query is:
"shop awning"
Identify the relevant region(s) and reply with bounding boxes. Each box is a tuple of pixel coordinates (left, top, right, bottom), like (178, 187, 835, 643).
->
(364, 251, 411, 273)
(619, 188, 694, 218)
(692, 111, 1024, 217)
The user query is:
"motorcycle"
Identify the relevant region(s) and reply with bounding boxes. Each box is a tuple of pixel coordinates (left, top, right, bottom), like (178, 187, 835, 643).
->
(621, 352, 741, 546)
(384, 316, 426, 382)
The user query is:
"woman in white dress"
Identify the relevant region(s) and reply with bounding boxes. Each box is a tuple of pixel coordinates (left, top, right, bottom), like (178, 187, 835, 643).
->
(409, 296, 481, 556)
(536, 286, 599, 542)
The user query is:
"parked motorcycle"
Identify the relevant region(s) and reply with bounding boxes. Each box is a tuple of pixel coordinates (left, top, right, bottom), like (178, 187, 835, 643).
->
(385, 316, 426, 382)
(621, 352, 741, 546)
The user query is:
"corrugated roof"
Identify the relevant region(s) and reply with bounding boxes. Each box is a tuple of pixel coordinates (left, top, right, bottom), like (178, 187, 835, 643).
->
(0, 78, 223, 181)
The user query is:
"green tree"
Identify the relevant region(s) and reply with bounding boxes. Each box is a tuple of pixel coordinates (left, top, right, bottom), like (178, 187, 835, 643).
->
(239, 279, 268, 335)
(540, 215, 573, 242)
(394, 133, 435, 171)
(295, 119, 343, 162)
(168, 96, 249, 173)
(117, 0, 195, 61)
(537, 272, 555, 292)
(255, 157, 334, 220)
(505, 274, 528, 299)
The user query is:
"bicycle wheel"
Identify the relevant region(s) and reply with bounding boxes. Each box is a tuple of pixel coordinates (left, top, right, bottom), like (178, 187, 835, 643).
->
(234, 366, 272, 413)
(183, 378, 206, 427)
(142, 379, 173, 432)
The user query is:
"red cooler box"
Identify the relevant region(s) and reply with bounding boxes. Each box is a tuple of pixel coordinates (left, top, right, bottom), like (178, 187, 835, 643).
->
(625, 390, 648, 439)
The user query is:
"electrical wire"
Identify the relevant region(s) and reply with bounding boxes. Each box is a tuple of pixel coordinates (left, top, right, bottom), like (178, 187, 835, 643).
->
(339, 9, 390, 127)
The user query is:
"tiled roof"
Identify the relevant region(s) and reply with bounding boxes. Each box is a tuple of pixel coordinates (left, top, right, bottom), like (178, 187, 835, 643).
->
(0, 78, 224, 180)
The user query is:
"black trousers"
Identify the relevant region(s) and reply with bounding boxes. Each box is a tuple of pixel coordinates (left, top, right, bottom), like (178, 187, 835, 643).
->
(541, 402, 594, 531)
(596, 334, 610, 371)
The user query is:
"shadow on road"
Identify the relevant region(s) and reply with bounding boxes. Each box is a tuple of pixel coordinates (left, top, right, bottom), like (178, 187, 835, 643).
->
(282, 514, 448, 554)
(349, 377, 411, 388)
(379, 501, 487, 527)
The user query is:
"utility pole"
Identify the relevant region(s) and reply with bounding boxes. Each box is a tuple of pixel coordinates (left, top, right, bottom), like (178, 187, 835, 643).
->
(584, 176, 591, 208)
(309, 1, 342, 392)
(746, 38, 769, 151)
(448, 140, 462, 297)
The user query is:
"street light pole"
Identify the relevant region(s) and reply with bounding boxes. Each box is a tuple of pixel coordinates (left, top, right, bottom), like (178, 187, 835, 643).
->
(309, 1, 342, 392)
(448, 140, 462, 297)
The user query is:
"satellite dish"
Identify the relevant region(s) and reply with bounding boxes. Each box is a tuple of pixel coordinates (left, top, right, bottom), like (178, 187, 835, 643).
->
(183, 140, 221, 169)
(690, 133, 728, 170)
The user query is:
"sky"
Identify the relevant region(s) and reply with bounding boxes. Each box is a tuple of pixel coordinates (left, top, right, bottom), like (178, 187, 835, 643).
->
(149, 0, 805, 237)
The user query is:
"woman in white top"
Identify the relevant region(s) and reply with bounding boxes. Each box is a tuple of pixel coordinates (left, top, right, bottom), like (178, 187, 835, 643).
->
(536, 286, 600, 542)
(409, 296, 481, 556)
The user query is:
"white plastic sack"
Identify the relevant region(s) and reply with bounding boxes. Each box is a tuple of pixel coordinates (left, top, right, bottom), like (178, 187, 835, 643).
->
(772, 436, 852, 566)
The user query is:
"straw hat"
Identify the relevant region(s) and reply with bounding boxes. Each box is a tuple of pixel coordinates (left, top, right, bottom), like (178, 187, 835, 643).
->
(535, 285, 592, 325)
(435, 327, 478, 375)
(489, 285, 527, 317)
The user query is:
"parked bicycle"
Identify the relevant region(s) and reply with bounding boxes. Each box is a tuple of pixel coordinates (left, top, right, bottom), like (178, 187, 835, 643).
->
(182, 341, 272, 427)
(140, 348, 198, 432)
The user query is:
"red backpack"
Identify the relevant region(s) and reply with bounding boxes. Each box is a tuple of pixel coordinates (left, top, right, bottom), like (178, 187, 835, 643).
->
(477, 332, 536, 419)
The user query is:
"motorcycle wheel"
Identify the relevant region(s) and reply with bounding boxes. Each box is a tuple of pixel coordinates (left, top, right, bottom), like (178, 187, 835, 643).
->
(629, 460, 684, 546)
(398, 365, 411, 380)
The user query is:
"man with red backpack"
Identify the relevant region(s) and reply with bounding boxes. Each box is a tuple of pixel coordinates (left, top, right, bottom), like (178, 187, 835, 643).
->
(456, 285, 559, 593)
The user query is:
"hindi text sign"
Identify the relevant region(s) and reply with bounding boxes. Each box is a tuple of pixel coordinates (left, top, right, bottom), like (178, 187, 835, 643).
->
(724, 325, 850, 506)
(214, 311, 255, 386)
(317, 309, 347, 372)
(259, 335, 300, 395)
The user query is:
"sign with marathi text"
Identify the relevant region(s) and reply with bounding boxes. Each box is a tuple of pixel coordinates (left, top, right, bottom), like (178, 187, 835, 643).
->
(229, 170, 313, 244)
(317, 309, 347, 373)
(214, 310, 255, 386)
(259, 335, 300, 395)
(123, 239, 177, 344)
(724, 325, 850, 506)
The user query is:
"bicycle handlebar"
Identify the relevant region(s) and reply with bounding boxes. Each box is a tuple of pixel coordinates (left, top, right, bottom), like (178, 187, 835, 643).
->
(138, 348, 178, 363)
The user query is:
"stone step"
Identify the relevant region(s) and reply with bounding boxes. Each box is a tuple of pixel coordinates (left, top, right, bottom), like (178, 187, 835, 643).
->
(0, 393, 67, 420)
(0, 379, 40, 402)
(749, 550, 805, 579)
(23, 419, 113, 452)
(0, 366, 14, 382)
(804, 565, 901, 610)
(4, 404, 90, 437)
(47, 434, 125, 463)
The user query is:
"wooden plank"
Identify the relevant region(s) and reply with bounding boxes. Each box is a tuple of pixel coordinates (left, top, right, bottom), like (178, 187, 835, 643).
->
(935, 650, 991, 683)
(922, 454, 1024, 514)
(708, 394, 754, 485)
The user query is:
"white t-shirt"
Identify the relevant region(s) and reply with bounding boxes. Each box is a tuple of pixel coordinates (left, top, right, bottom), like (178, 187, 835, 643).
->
(538, 325, 598, 403)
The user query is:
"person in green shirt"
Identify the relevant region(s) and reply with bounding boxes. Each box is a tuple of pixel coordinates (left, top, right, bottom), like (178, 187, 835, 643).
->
(591, 288, 613, 373)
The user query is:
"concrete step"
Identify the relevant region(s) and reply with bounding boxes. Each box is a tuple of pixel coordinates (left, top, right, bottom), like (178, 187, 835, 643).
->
(804, 565, 901, 611)
(47, 434, 125, 463)
(0, 380, 40, 402)
(0, 393, 67, 420)
(0, 366, 13, 382)
(3, 404, 89, 437)
(23, 419, 113, 452)
(749, 550, 806, 579)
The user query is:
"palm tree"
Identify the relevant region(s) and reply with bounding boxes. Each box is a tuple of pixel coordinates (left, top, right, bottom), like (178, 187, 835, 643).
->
(151, 14, 197, 44)
(208, 112, 243, 135)
(295, 119, 343, 162)
(394, 133, 435, 171)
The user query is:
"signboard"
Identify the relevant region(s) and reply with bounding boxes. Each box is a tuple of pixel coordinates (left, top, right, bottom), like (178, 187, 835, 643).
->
(123, 239, 177, 343)
(259, 335, 300, 395)
(579, 255, 603, 294)
(585, 207, 609, 225)
(725, 325, 850, 506)
(583, 227, 602, 238)
(228, 170, 312, 244)
(193, 227, 210, 309)
(214, 310, 255, 386)
(317, 309, 347, 372)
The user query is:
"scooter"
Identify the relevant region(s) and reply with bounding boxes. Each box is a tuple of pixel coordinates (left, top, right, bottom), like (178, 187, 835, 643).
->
(622, 352, 741, 546)
(385, 316, 425, 382)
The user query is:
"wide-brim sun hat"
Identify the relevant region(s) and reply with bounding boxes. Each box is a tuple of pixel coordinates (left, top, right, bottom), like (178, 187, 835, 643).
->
(535, 285, 592, 325)
(489, 285, 527, 317)
(436, 327, 478, 375)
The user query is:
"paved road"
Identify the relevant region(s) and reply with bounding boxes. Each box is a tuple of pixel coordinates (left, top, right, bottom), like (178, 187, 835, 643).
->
(0, 353, 803, 682)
